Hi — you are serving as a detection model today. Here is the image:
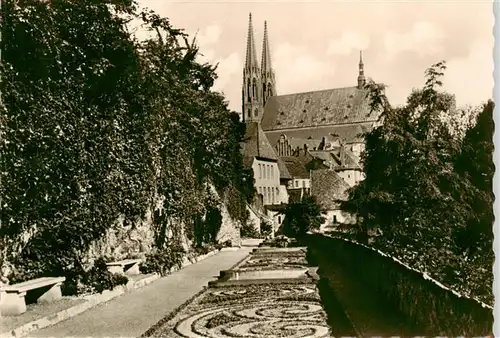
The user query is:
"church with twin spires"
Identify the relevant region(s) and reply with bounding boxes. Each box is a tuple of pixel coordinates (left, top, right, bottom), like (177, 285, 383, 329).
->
(240, 13, 385, 230)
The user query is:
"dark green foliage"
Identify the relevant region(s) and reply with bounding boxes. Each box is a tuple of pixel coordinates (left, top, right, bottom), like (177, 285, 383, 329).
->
(279, 196, 326, 238)
(260, 221, 273, 238)
(139, 245, 186, 276)
(341, 61, 494, 304)
(204, 207, 223, 243)
(85, 257, 129, 294)
(0, 0, 250, 292)
(241, 220, 260, 238)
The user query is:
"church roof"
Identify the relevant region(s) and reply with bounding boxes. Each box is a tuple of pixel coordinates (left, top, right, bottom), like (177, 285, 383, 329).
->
(264, 122, 372, 147)
(281, 155, 310, 179)
(310, 169, 351, 210)
(241, 122, 291, 179)
(261, 86, 379, 131)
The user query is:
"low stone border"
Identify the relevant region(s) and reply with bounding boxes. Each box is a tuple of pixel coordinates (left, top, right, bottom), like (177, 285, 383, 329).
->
(1, 247, 225, 338)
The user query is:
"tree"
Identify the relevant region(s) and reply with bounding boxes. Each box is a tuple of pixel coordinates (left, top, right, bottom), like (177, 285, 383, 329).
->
(279, 196, 325, 238)
(340, 61, 494, 303)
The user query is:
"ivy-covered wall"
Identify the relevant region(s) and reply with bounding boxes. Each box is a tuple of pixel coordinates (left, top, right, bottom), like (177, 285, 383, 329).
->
(0, 1, 252, 292)
(307, 234, 492, 336)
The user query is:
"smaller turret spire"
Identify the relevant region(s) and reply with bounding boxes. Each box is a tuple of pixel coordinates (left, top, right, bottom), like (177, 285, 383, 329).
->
(357, 50, 366, 89)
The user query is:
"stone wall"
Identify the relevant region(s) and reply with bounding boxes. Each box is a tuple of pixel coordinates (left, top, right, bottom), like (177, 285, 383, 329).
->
(307, 234, 493, 336)
(215, 196, 241, 247)
(1, 184, 242, 284)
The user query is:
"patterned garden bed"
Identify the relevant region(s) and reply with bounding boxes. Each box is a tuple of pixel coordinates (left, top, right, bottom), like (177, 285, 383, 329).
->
(236, 256, 309, 271)
(146, 246, 331, 337)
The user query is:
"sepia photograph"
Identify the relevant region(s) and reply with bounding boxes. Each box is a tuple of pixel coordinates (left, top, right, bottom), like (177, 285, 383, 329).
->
(0, 0, 496, 337)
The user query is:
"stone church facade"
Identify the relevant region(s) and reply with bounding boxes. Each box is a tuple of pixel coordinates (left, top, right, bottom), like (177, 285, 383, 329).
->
(240, 13, 385, 231)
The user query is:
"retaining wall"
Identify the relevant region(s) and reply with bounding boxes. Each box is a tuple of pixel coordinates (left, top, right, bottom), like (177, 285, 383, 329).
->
(307, 234, 493, 336)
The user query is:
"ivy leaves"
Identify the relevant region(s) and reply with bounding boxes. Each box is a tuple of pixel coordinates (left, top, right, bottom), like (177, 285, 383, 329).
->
(1, 0, 251, 286)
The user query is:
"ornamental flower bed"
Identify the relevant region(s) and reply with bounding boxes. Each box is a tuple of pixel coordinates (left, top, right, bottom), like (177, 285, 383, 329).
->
(145, 247, 331, 338)
(237, 255, 309, 271)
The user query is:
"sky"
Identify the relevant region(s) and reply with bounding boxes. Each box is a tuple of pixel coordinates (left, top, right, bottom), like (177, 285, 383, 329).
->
(134, 0, 494, 113)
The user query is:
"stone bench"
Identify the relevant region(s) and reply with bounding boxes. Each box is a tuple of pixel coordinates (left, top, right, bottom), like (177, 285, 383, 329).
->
(106, 259, 142, 276)
(0, 277, 65, 316)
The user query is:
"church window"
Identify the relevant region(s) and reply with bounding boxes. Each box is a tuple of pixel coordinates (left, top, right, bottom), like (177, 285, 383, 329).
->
(268, 85, 272, 97)
(333, 215, 338, 224)
(259, 164, 262, 179)
(302, 180, 306, 188)
(247, 80, 251, 102)
(268, 165, 271, 179)
(263, 165, 266, 179)
(295, 180, 299, 188)
(254, 108, 258, 117)
(252, 78, 257, 100)
(276, 187, 279, 196)
(247, 109, 251, 118)
(272, 189, 275, 204)
(263, 83, 267, 102)
(278, 216, 281, 223)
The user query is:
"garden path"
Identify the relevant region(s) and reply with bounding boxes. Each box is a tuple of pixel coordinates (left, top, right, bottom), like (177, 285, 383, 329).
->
(29, 247, 253, 338)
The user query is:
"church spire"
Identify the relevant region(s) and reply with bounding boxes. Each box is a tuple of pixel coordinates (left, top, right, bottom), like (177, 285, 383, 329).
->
(245, 13, 259, 70)
(357, 50, 366, 89)
(242, 13, 263, 122)
(261, 20, 276, 105)
(261, 21, 272, 74)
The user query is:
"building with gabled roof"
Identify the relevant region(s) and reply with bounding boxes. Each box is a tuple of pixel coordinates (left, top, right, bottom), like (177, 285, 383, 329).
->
(239, 13, 387, 233)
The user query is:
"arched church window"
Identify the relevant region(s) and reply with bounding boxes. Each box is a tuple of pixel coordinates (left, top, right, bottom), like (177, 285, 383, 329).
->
(252, 78, 257, 100)
(254, 108, 258, 117)
(268, 84, 272, 97)
(263, 83, 267, 102)
(247, 79, 251, 102)
(247, 109, 251, 118)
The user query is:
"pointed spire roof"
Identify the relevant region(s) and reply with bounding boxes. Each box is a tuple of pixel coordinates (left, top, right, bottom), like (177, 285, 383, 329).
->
(261, 21, 272, 73)
(357, 50, 366, 88)
(359, 51, 364, 75)
(245, 13, 259, 70)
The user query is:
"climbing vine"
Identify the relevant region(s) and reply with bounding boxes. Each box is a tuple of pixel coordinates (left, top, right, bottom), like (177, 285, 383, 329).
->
(0, 0, 251, 291)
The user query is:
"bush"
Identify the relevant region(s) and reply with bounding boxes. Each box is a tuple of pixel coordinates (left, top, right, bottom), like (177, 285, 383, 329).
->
(84, 257, 129, 294)
(140, 246, 186, 276)
(241, 220, 261, 238)
(261, 221, 273, 238)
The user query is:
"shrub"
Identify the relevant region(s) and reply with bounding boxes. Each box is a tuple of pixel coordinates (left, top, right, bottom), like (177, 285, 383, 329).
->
(261, 221, 273, 238)
(140, 246, 186, 276)
(84, 257, 129, 294)
(241, 220, 260, 238)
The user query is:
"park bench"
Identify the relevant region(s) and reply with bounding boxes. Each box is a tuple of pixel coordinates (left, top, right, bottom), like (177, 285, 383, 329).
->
(106, 258, 142, 276)
(0, 276, 65, 316)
